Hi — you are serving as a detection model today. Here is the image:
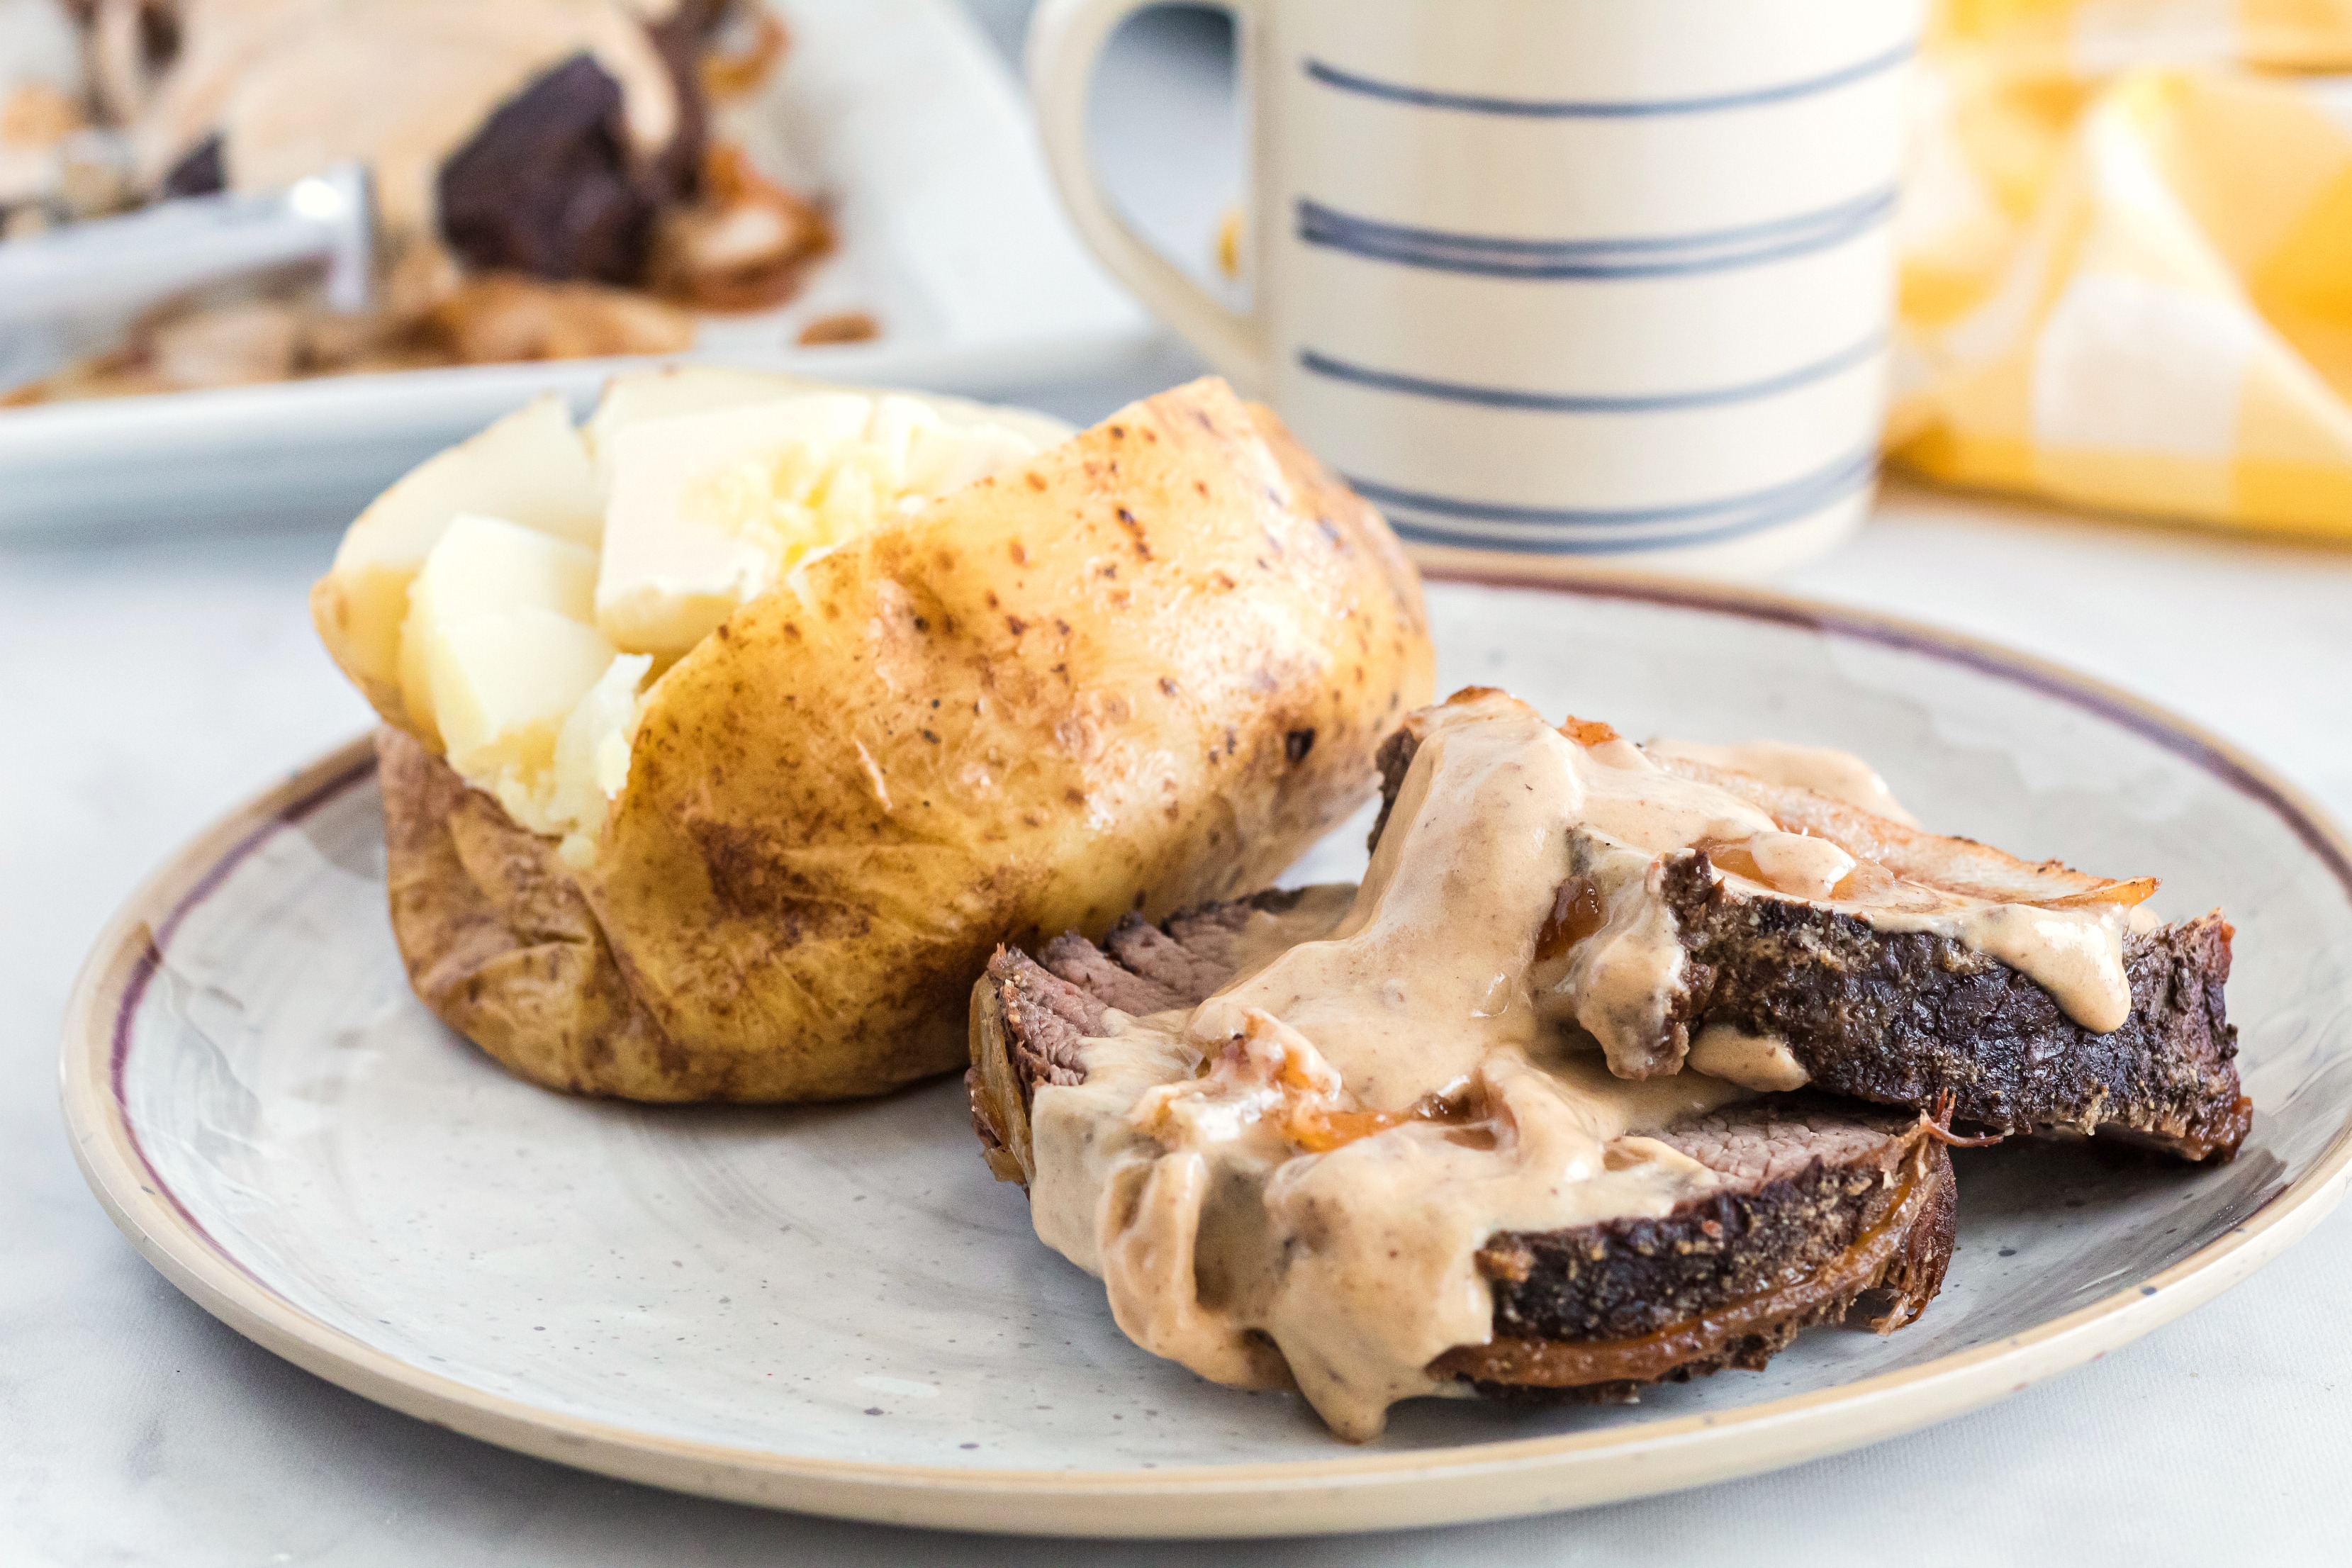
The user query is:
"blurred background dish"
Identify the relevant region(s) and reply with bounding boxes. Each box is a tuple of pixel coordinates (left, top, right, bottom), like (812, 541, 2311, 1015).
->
(0, 0, 841, 398)
(0, 0, 1153, 530)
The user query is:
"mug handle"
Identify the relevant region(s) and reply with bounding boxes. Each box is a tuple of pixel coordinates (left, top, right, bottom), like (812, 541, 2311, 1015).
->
(1027, 0, 1270, 388)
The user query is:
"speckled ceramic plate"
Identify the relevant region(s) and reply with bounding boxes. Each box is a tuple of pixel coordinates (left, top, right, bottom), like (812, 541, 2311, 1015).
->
(61, 572, 2352, 1538)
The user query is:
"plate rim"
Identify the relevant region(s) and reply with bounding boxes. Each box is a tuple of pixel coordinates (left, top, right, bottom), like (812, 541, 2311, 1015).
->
(60, 566, 2352, 1538)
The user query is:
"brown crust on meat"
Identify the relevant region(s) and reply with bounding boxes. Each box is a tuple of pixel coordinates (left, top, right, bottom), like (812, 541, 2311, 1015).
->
(1434, 1129, 1950, 1393)
(378, 727, 685, 1095)
(1656, 851, 2248, 1159)
(971, 901, 1959, 1401)
(1469, 1099, 1942, 1344)
(1373, 729, 2247, 1160)
(1367, 724, 1422, 852)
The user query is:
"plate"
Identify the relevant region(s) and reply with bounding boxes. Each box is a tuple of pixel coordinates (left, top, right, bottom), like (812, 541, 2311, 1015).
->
(0, 0, 1153, 535)
(61, 572, 2352, 1538)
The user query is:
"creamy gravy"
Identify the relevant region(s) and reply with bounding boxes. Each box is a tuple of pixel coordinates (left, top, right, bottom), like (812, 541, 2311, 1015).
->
(1646, 736, 1920, 825)
(133, 0, 683, 237)
(1026, 689, 2152, 1439)
(1686, 1022, 1810, 1092)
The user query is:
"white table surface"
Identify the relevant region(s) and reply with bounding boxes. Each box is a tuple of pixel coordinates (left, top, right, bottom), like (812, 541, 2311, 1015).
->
(10, 9, 2352, 1564)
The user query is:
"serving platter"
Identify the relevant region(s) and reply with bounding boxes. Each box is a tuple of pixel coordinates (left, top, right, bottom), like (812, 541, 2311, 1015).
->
(0, 0, 1152, 535)
(61, 571, 2352, 1538)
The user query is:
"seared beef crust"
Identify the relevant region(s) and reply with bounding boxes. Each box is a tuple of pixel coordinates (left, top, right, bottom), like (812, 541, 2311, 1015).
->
(1481, 1097, 1951, 1345)
(1373, 729, 2248, 1160)
(972, 718, 2246, 1420)
(1656, 853, 2249, 1158)
(970, 905, 1958, 1402)
(1441, 1097, 1956, 1403)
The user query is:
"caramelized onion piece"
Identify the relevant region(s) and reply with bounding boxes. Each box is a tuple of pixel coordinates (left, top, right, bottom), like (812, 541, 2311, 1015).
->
(649, 145, 831, 312)
(1693, 839, 1768, 887)
(1559, 715, 1621, 748)
(1286, 1090, 1478, 1153)
(2038, 877, 2159, 909)
(1534, 875, 1607, 961)
(700, 11, 790, 99)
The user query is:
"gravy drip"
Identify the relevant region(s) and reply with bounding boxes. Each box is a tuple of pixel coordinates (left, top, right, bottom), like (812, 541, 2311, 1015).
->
(1025, 688, 2146, 1440)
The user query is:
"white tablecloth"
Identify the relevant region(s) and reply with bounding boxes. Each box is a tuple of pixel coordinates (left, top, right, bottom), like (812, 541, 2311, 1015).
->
(8, 7, 2351, 1561)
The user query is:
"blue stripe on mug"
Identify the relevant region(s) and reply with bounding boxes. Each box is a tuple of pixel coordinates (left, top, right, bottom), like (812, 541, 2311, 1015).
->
(1349, 449, 1877, 554)
(1301, 40, 1915, 118)
(1302, 189, 1893, 259)
(1297, 191, 1895, 281)
(1299, 335, 1884, 414)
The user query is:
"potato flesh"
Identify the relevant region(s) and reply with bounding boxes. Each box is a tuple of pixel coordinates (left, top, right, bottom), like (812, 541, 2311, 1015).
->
(548, 651, 656, 865)
(316, 396, 604, 712)
(352, 371, 1068, 860)
(398, 515, 637, 846)
(397, 511, 598, 746)
(426, 611, 617, 783)
(595, 393, 1052, 658)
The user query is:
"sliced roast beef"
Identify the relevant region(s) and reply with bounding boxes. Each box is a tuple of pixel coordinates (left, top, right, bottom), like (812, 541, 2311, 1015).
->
(1372, 727, 2249, 1160)
(1655, 852, 2247, 1158)
(968, 902, 1956, 1404)
(1444, 1096, 1953, 1402)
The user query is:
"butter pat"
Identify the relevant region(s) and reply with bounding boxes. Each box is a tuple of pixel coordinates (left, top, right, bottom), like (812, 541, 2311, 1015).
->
(594, 391, 1051, 656)
(584, 365, 833, 486)
(595, 393, 872, 656)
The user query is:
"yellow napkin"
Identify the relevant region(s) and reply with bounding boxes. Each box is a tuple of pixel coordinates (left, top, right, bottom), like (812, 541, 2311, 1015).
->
(1892, 0, 2352, 536)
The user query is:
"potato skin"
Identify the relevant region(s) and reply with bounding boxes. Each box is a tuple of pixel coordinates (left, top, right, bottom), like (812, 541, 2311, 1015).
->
(378, 727, 689, 1090)
(386, 377, 1433, 1101)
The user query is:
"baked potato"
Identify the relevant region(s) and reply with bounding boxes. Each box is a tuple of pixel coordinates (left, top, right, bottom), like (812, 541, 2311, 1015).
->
(315, 370, 1435, 1102)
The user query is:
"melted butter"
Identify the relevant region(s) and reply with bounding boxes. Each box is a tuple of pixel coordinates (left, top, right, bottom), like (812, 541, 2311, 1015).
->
(1025, 689, 2147, 1440)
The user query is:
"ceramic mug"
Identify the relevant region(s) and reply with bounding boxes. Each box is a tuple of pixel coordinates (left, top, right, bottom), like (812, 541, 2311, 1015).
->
(1029, 0, 1922, 572)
